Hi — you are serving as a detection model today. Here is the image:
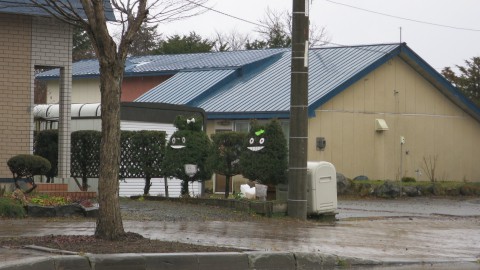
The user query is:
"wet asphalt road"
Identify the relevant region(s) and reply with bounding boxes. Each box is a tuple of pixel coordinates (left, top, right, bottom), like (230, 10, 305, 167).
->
(0, 197, 479, 266)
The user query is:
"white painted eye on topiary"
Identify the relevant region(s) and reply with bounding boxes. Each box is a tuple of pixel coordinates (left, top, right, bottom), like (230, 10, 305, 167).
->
(171, 136, 186, 149)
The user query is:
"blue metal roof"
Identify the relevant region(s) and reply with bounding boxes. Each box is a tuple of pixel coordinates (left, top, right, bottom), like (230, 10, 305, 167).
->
(138, 44, 401, 117)
(0, 0, 115, 21)
(137, 43, 480, 122)
(37, 43, 480, 122)
(137, 69, 237, 105)
(37, 48, 287, 79)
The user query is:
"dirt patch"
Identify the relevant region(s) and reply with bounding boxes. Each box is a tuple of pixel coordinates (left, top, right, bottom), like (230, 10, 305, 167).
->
(0, 233, 245, 254)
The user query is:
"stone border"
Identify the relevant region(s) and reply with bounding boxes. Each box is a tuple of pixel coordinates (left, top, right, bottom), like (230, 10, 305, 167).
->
(0, 251, 388, 270)
(2, 248, 477, 270)
(2, 251, 479, 270)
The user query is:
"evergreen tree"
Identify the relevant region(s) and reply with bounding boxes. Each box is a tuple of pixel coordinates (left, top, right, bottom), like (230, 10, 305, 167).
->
(72, 26, 95, 61)
(209, 132, 246, 198)
(240, 120, 288, 186)
(163, 115, 212, 196)
(155, 32, 213, 54)
(442, 57, 480, 107)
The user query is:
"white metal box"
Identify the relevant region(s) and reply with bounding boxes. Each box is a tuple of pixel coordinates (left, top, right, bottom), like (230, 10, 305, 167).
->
(306, 161, 337, 215)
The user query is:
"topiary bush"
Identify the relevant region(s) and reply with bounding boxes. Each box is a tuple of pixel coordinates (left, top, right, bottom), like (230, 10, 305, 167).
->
(7, 154, 51, 193)
(0, 197, 26, 218)
(163, 115, 212, 196)
(239, 119, 288, 186)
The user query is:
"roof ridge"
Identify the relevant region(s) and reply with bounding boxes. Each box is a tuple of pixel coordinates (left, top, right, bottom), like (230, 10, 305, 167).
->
(311, 42, 403, 50)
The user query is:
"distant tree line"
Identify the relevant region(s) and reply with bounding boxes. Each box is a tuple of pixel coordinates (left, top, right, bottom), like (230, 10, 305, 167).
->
(73, 9, 330, 61)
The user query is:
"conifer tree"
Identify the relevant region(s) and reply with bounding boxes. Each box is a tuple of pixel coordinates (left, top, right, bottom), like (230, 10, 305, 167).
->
(209, 132, 245, 198)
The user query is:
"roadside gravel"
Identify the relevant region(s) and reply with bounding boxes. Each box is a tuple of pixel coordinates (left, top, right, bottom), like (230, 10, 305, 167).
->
(119, 198, 272, 222)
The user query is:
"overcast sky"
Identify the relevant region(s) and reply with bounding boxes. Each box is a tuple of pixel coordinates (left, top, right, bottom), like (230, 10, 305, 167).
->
(160, 0, 480, 72)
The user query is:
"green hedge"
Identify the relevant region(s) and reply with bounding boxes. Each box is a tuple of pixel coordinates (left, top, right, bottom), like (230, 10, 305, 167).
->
(34, 130, 58, 183)
(71, 130, 101, 190)
(121, 130, 166, 194)
(36, 129, 166, 192)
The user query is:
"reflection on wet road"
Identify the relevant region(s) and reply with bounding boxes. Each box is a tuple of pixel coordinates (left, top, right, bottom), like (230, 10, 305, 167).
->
(0, 197, 478, 264)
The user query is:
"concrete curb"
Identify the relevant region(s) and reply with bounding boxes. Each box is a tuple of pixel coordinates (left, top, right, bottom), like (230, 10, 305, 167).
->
(1, 251, 472, 270)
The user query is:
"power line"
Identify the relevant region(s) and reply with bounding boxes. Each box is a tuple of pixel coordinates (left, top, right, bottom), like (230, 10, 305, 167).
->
(184, 0, 268, 29)
(325, 0, 480, 32)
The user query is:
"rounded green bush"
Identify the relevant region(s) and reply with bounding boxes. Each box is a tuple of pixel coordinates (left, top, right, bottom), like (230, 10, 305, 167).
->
(7, 154, 51, 179)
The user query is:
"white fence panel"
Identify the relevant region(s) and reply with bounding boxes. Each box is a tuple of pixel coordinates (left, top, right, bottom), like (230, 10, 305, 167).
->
(119, 178, 201, 198)
(120, 120, 177, 140)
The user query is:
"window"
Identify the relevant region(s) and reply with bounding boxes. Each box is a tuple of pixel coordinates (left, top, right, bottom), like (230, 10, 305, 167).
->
(234, 121, 250, 133)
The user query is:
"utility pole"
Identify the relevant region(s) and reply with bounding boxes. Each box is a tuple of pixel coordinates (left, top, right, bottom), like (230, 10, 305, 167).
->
(288, 0, 309, 220)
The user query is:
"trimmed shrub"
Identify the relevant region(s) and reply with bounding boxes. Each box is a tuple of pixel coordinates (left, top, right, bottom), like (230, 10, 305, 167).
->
(71, 130, 101, 191)
(0, 198, 26, 218)
(34, 130, 58, 183)
(239, 119, 288, 186)
(126, 130, 166, 195)
(163, 115, 212, 196)
(71, 130, 167, 193)
(7, 154, 51, 179)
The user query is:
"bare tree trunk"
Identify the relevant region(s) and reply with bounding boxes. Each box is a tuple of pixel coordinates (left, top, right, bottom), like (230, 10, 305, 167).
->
(144, 176, 152, 195)
(224, 175, 231, 198)
(95, 59, 125, 240)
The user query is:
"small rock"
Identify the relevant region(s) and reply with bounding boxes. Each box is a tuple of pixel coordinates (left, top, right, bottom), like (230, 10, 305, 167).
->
(336, 173, 353, 195)
(353, 175, 369, 181)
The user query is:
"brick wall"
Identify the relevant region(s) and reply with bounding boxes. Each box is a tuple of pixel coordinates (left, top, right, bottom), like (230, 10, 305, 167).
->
(0, 14, 72, 179)
(31, 16, 73, 180)
(0, 14, 32, 178)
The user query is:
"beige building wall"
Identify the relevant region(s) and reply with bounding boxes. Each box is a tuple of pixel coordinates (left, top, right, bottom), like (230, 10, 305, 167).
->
(0, 14, 72, 179)
(309, 57, 480, 182)
(0, 14, 32, 178)
(47, 78, 100, 104)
